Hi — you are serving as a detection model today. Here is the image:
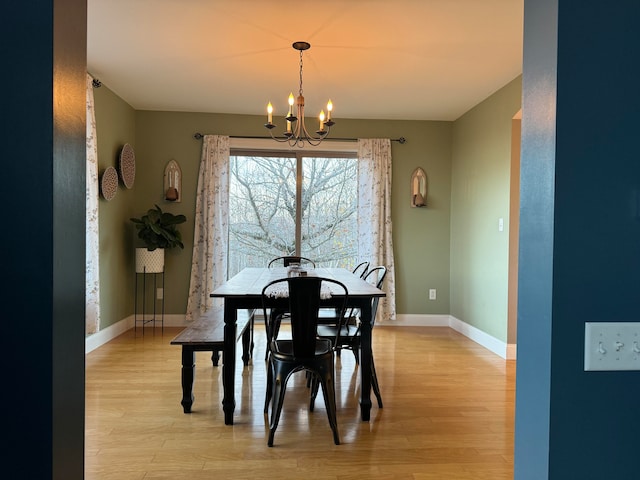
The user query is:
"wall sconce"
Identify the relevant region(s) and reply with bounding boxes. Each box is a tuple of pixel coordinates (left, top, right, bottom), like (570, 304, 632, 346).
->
(411, 167, 427, 207)
(164, 159, 182, 202)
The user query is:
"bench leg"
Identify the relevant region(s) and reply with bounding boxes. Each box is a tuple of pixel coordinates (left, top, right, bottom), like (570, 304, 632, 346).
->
(211, 350, 220, 366)
(180, 347, 195, 413)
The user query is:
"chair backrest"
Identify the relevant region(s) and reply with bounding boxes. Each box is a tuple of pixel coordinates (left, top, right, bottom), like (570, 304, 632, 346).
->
(363, 266, 387, 326)
(352, 261, 369, 278)
(262, 276, 348, 357)
(268, 256, 316, 268)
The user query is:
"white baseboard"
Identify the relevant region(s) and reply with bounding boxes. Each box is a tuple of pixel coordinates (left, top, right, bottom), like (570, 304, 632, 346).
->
(85, 317, 132, 353)
(86, 313, 517, 360)
(384, 314, 517, 360)
(381, 313, 451, 327)
(85, 314, 187, 353)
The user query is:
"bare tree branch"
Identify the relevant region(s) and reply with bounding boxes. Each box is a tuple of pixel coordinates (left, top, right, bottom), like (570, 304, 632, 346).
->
(228, 154, 357, 274)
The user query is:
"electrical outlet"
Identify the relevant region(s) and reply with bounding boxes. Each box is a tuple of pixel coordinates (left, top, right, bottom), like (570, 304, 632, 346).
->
(584, 322, 640, 371)
(429, 289, 436, 300)
(157, 288, 164, 300)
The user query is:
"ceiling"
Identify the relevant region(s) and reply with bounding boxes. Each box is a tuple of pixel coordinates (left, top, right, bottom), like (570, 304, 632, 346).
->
(87, 0, 523, 122)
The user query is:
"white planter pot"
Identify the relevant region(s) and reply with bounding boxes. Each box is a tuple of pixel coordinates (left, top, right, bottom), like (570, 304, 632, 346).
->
(135, 248, 165, 273)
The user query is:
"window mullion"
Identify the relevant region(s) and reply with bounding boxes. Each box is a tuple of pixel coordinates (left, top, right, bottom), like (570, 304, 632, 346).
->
(295, 153, 303, 256)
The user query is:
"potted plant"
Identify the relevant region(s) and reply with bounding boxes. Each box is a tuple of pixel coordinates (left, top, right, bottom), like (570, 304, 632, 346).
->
(130, 204, 187, 273)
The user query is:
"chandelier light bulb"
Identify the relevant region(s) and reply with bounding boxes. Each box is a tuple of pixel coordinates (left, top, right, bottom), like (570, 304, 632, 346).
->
(267, 102, 273, 124)
(287, 93, 294, 116)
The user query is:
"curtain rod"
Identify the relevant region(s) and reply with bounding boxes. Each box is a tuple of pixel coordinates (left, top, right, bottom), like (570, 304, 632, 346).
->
(193, 133, 406, 144)
(88, 72, 102, 88)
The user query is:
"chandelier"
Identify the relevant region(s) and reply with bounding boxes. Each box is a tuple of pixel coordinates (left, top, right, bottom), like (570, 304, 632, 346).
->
(264, 41, 335, 147)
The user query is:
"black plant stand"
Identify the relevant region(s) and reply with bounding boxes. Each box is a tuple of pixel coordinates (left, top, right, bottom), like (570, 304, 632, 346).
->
(134, 268, 165, 335)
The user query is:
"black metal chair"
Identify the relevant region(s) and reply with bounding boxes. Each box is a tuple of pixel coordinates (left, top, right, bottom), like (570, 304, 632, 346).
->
(264, 256, 317, 358)
(352, 260, 370, 278)
(267, 255, 316, 268)
(316, 265, 386, 408)
(318, 261, 369, 324)
(262, 275, 348, 446)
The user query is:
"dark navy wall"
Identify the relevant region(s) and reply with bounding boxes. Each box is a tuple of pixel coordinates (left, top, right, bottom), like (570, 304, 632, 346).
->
(5, 4, 55, 476)
(515, 0, 557, 478)
(517, 1, 640, 478)
(3, 1, 86, 478)
(551, 0, 640, 477)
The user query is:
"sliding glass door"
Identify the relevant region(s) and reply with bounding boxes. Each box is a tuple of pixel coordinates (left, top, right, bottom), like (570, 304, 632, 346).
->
(228, 151, 357, 277)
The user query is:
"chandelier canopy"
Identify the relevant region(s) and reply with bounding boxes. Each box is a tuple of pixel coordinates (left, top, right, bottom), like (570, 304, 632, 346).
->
(264, 41, 335, 147)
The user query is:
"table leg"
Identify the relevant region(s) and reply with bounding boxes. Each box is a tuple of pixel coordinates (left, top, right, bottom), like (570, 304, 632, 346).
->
(180, 346, 195, 413)
(359, 300, 373, 421)
(222, 302, 237, 425)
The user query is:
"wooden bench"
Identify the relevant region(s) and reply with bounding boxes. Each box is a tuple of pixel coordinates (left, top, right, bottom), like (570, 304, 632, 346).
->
(170, 307, 254, 413)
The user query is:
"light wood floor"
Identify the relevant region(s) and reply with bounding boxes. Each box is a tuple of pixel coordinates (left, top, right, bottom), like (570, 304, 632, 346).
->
(85, 325, 515, 479)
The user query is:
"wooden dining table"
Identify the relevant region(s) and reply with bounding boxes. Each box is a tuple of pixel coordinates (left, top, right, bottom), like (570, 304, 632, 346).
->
(211, 266, 386, 425)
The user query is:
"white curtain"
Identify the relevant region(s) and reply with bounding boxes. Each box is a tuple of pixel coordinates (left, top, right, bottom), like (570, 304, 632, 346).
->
(357, 138, 396, 322)
(185, 135, 230, 321)
(86, 73, 101, 335)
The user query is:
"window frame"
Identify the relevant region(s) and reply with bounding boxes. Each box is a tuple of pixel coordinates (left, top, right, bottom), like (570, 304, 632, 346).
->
(229, 145, 357, 267)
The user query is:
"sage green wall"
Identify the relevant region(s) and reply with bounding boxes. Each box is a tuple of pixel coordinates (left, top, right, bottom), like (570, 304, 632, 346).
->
(385, 121, 452, 314)
(450, 76, 522, 342)
(94, 79, 522, 335)
(132, 112, 453, 316)
(93, 84, 136, 329)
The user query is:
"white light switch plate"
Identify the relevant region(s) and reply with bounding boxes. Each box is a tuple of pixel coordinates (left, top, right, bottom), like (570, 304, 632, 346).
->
(584, 322, 640, 371)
